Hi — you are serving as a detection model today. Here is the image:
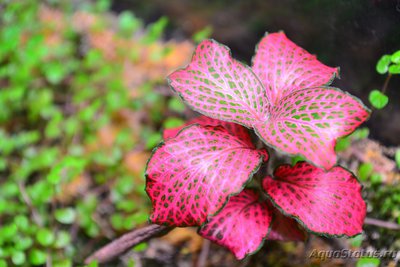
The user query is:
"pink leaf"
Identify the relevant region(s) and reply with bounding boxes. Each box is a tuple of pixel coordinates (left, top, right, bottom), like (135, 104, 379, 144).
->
(199, 190, 272, 260)
(146, 125, 268, 227)
(163, 115, 251, 144)
(168, 36, 369, 169)
(167, 39, 268, 128)
(267, 202, 307, 241)
(254, 87, 370, 169)
(252, 32, 339, 104)
(262, 162, 366, 237)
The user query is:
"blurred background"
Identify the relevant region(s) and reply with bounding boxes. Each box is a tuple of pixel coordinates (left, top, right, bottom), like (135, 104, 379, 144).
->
(0, 0, 399, 266)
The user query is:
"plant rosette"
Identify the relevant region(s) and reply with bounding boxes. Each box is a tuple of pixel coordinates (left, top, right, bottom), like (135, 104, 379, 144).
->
(145, 32, 369, 259)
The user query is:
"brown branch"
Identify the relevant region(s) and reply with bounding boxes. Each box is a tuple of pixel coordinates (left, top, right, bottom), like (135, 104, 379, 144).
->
(84, 217, 399, 264)
(85, 224, 173, 264)
(364, 217, 400, 230)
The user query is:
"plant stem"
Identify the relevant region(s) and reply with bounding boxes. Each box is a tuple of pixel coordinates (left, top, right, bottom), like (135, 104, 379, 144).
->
(364, 217, 400, 230)
(84, 217, 400, 264)
(197, 239, 211, 267)
(381, 73, 392, 94)
(18, 181, 43, 226)
(84, 224, 173, 264)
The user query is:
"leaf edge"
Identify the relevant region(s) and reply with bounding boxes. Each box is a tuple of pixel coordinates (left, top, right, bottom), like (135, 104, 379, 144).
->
(197, 188, 273, 260)
(166, 38, 268, 130)
(261, 161, 367, 238)
(253, 85, 371, 170)
(144, 123, 268, 227)
(250, 31, 341, 89)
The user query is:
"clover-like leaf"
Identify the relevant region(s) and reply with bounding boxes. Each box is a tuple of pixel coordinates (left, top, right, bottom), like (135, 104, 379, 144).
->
(167, 39, 268, 128)
(376, 54, 392, 74)
(252, 32, 339, 104)
(262, 162, 366, 237)
(267, 203, 307, 241)
(369, 90, 388, 110)
(168, 34, 369, 169)
(391, 50, 400, 64)
(388, 64, 400, 74)
(146, 125, 268, 226)
(254, 87, 370, 168)
(163, 115, 252, 145)
(199, 190, 272, 260)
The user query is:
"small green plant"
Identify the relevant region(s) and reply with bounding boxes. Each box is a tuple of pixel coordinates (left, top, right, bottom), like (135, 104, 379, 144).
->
(369, 50, 400, 109)
(0, 1, 185, 266)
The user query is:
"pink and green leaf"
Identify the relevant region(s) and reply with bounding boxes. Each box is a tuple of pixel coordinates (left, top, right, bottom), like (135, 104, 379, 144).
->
(146, 125, 268, 227)
(254, 87, 370, 169)
(167, 34, 369, 169)
(267, 202, 307, 241)
(167, 39, 268, 128)
(262, 162, 366, 237)
(163, 115, 252, 146)
(199, 190, 272, 260)
(252, 32, 339, 104)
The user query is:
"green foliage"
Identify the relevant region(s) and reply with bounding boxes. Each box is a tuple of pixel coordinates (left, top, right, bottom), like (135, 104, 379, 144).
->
(0, 1, 177, 265)
(358, 163, 374, 181)
(366, 179, 400, 252)
(335, 127, 369, 152)
(291, 155, 305, 165)
(376, 55, 391, 74)
(168, 97, 186, 113)
(54, 208, 76, 224)
(141, 16, 168, 44)
(369, 90, 388, 109)
(356, 257, 380, 267)
(349, 234, 363, 247)
(192, 26, 213, 43)
(163, 117, 185, 129)
(395, 149, 400, 169)
(376, 50, 400, 75)
(118, 11, 142, 37)
(371, 49, 399, 111)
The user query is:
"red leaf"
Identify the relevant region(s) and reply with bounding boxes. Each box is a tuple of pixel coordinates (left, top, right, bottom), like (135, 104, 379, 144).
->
(146, 125, 268, 226)
(262, 162, 366, 237)
(199, 190, 272, 260)
(267, 203, 307, 242)
(168, 35, 369, 169)
(254, 87, 370, 169)
(167, 39, 268, 128)
(252, 32, 339, 104)
(163, 115, 251, 144)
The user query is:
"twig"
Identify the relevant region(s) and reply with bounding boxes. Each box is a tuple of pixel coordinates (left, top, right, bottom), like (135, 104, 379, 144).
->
(364, 217, 400, 230)
(85, 224, 173, 264)
(197, 239, 211, 267)
(18, 181, 43, 226)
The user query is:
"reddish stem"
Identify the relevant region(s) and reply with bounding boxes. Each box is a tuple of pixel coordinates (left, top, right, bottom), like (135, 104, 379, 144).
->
(85, 224, 173, 264)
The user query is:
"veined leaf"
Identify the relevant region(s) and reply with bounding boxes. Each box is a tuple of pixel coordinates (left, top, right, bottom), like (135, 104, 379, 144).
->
(262, 162, 366, 237)
(168, 35, 369, 169)
(254, 87, 370, 168)
(199, 190, 272, 260)
(146, 125, 268, 226)
(163, 115, 252, 145)
(252, 32, 339, 104)
(267, 203, 307, 241)
(167, 39, 268, 128)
